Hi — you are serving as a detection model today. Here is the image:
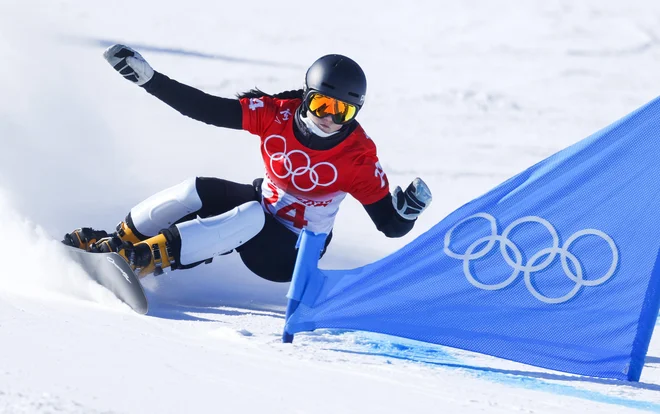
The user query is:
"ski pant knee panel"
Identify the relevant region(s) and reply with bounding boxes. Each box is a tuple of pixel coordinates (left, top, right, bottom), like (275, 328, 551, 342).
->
(129, 177, 203, 238)
(175, 201, 265, 266)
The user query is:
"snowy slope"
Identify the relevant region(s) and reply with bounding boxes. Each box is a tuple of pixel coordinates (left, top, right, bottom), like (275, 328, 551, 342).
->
(1, 0, 660, 412)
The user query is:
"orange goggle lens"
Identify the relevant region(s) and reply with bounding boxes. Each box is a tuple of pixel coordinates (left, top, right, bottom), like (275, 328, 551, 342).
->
(306, 92, 358, 124)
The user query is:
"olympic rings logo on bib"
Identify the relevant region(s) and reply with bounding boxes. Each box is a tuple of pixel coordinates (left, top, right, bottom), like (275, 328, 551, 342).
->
(264, 135, 338, 192)
(443, 213, 619, 304)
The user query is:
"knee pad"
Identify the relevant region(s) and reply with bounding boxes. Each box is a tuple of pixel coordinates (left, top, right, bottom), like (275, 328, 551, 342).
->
(130, 177, 202, 237)
(175, 201, 265, 266)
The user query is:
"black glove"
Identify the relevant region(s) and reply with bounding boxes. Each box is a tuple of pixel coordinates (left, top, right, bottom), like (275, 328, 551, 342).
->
(392, 177, 432, 220)
(103, 44, 154, 86)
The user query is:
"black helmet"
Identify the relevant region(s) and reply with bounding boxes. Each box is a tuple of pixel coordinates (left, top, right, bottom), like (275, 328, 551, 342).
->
(304, 54, 367, 108)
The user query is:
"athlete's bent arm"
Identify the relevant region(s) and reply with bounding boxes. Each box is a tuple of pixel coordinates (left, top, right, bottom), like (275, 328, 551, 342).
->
(364, 177, 433, 238)
(364, 194, 415, 238)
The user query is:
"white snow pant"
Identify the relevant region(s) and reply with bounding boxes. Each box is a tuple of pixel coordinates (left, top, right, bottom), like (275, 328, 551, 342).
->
(128, 177, 265, 266)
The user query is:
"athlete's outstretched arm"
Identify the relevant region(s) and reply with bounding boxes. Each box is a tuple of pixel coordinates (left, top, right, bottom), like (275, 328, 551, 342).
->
(144, 72, 242, 129)
(103, 44, 242, 129)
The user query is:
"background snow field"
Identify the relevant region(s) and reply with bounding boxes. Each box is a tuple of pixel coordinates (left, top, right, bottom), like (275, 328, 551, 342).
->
(1, 0, 660, 412)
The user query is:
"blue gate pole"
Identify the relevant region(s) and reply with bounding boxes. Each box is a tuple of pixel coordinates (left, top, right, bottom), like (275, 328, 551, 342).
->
(628, 246, 660, 381)
(282, 299, 300, 343)
(282, 230, 327, 343)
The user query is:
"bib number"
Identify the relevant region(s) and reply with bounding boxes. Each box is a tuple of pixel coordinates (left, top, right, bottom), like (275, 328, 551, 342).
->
(249, 98, 264, 111)
(263, 182, 308, 229)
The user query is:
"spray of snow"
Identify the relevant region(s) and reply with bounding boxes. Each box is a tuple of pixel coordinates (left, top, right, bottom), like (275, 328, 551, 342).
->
(0, 190, 126, 310)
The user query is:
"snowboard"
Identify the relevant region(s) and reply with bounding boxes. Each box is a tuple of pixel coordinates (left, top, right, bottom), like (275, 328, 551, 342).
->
(64, 245, 148, 314)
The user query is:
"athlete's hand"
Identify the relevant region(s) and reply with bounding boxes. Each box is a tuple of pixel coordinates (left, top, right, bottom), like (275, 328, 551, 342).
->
(103, 44, 154, 86)
(392, 177, 432, 220)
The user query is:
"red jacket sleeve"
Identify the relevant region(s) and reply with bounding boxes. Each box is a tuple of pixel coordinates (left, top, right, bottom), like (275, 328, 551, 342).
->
(347, 141, 391, 205)
(239, 96, 278, 136)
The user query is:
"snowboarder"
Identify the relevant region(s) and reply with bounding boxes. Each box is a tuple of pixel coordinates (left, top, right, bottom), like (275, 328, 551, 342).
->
(63, 44, 432, 283)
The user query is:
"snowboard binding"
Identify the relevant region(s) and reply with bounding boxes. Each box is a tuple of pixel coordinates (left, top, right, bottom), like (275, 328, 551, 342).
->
(62, 228, 111, 251)
(63, 222, 175, 278)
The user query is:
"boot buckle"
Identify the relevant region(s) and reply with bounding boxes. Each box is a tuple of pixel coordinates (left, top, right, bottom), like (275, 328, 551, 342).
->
(151, 243, 162, 275)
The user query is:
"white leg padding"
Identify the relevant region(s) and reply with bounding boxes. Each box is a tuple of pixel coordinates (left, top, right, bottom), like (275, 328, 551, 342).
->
(130, 177, 203, 237)
(176, 201, 265, 265)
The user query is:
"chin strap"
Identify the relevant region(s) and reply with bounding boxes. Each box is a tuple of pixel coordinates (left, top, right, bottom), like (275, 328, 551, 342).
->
(299, 112, 340, 138)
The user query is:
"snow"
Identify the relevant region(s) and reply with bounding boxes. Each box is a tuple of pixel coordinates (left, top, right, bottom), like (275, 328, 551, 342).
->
(1, 0, 660, 412)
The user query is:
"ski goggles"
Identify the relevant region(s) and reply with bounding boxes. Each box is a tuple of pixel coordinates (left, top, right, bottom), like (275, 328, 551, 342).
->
(305, 92, 359, 124)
